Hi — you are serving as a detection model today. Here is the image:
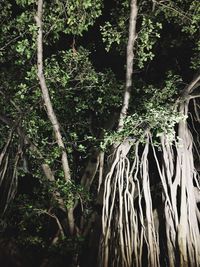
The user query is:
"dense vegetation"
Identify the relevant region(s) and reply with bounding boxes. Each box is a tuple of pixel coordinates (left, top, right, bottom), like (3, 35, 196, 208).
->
(0, 0, 200, 266)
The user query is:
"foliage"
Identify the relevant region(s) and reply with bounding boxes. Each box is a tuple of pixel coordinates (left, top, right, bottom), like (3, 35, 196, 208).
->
(101, 3, 163, 68)
(136, 18, 162, 68)
(0, 0, 200, 266)
(52, 179, 91, 208)
(100, 1, 129, 52)
(101, 71, 185, 148)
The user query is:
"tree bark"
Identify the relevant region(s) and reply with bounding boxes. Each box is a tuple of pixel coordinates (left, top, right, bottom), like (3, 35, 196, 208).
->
(35, 0, 75, 235)
(118, 0, 138, 131)
(35, 0, 71, 182)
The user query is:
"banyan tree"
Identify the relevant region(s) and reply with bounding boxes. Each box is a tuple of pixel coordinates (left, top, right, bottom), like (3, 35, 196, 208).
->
(0, 0, 199, 266)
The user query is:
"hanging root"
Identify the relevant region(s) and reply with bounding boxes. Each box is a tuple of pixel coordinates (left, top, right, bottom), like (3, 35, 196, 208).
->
(176, 103, 200, 267)
(0, 129, 20, 215)
(101, 103, 200, 267)
(101, 136, 160, 267)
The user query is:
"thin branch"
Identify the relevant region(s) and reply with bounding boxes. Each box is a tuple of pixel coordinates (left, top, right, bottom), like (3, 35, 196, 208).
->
(0, 35, 22, 51)
(153, 0, 194, 23)
(189, 93, 200, 100)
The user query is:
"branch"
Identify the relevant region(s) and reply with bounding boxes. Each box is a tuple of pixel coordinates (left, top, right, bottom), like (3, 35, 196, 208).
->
(117, 0, 138, 131)
(189, 93, 200, 100)
(35, 0, 75, 235)
(181, 71, 200, 98)
(35, 0, 71, 181)
(153, 0, 194, 23)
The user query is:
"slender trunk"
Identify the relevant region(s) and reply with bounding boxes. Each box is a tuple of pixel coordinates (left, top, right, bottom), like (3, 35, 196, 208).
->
(118, 0, 138, 131)
(35, 0, 71, 182)
(35, 0, 74, 235)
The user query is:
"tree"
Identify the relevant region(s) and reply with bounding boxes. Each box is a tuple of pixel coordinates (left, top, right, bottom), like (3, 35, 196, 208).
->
(0, 0, 200, 266)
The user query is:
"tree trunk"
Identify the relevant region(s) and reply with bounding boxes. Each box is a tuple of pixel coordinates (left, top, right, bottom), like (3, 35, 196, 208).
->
(35, 0, 74, 235)
(35, 0, 71, 182)
(118, 0, 138, 131)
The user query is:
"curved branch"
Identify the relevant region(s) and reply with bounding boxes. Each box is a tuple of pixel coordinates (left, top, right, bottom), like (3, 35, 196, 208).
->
(189, 93, 200, 100)
(181, 71, 200, 98)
